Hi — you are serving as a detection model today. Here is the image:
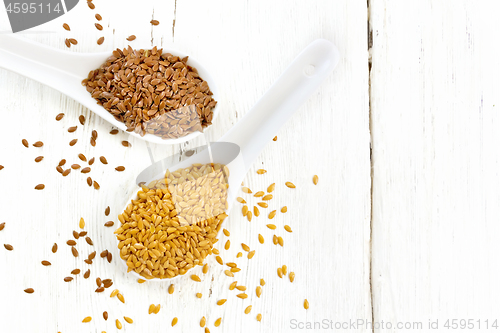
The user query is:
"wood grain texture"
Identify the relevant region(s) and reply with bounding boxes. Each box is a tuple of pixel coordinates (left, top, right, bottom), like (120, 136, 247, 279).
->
(370, 0, 500, 330)
(0, 0, 370, 332)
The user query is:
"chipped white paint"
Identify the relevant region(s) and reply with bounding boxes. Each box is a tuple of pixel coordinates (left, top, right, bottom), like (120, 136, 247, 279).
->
(0, 0, 370, 332)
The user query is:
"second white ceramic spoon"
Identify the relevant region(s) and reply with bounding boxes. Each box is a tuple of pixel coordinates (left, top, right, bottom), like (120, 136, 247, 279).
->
(119, 39, 340, 281)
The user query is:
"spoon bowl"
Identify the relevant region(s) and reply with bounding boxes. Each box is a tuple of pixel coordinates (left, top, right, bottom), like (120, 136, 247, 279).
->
(0, 34, 219, 144)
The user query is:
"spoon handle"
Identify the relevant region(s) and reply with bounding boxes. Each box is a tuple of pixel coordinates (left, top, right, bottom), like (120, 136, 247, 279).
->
(0, 34, 105, 92)
(219, 39, 340, 171)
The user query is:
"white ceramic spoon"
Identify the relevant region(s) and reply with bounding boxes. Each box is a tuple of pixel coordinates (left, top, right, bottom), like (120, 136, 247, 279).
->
(120, 39, 341, 281)
(0, 34, 219, 144)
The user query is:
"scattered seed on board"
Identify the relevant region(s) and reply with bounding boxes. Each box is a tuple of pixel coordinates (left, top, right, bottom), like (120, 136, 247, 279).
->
(168, 284, 174, 294)
(0, 223, 4, 231)
(85, 236, 93, 246)
(87, 1, 95, 9)
(273, 235, 278, 245)
(148, 304, 155, 314)
(196, 293, 202, 298)
(191, 275, 201, 282)
(224, 240, 230, 250)
(58, 159, 66, 166)
(79, 217, 85, 229)
(69, 139, 78, 146)
(154, 304, 161, 314)
(260, 278, 265, 286)
(237, 197, 246, 204)
(71, 269, 80, 275)
(172, 317, 178, 326)
(242, 187, 252, 194)
(304, 299, 309, 309)
(254, 206, 260, 216)
(117, 292, 124, 303)
(242, 205, 248, 216)
(64, 277, 73, 282)
(71, 164, 80, 170)
(266, 224, 276, 230)
(223, 229, 230, 237)
(95, 13, 102, 20)
(277, 267, 283, 278)
(65, 38, 70, 48)
(258, 202, 268, 208)
(285, 181, 296, 188)
(105, 206, 110, 216)
(236, 252, 242, 258)
(284, 225, 292, 233)
(248, 250, 255, 259)
(256, 286, 262, 298)
(90, 137, 96, 146)
(282, 265, 287, 275)
(268, 210, 277, 219)
(84, 270, 90, 279)
(229, 281, 237, 290)
(22, 139, 29, 147)
(33, 141, 43, 147)
(278, 236, 284, 247)
(34, 184, 45, 190)
(289, 271, 295, 282)
(107, 252, 112, 263)
(200, 316, 206, 327)
(62, 23, 70, 31)
(247, 211, 252, 222)
(115, 166, 125, 171)
(235, 285, 246, 291)
(214, 317, 222, 327)
(262, 194, 273, 201)
(62, 169, 71, 176)
(0, 165, 3, 170)
(81, 167, 91, 173)
(97, 37, 105, 45)
(71, 246, 78, 257)
(258, 234, 264, 244)
(124, 316, 133, 324)
(273, 136, 277, 141)
(110, 129, 119, 135)
(88, 157, 95, 165)
(244, 305, 252, 314)
(313, 175, 319, 185)
(104, 221, 114, 227)
(82, 316, 92, 323)
(69, 38, 77, 45)
(281, 206, 288, 213)
(257, 169, 267, 174)
(55, 113, 64, 121)
(93, 181, 100, 190)
(203, 263, 209, 274)
(254, 191, 264, 197)
(216, 256, 223, 265)
(122, 141, 130, 147)
(224, 270, 234, 277)
(126, 35, 136, 41)
(237, 293, 248, 299)
(67, 240, 76, 246)
(52, 243, 58, 253)
(86, 177, 92, 186)
(150, 19, 160, 25)
(34, 156, 43, 163)
(116, 319, 122, 329)
(216, 299, 226, 306)
(241, 243, 250, 252)
(24, 288, 34, 294)
(267, 183, 275, 193)
(99, 156, 108, 164)
(103, 311, 108, 320)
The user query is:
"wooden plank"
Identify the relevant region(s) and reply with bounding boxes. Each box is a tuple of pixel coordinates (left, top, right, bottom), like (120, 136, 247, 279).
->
(0, 0, 370, 332)
(370, 0, 500, 330)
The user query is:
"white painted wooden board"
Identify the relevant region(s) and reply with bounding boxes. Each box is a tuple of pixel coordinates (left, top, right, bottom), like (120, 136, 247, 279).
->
(0, 1, 371, 333)
(370, 0, 500, 331)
